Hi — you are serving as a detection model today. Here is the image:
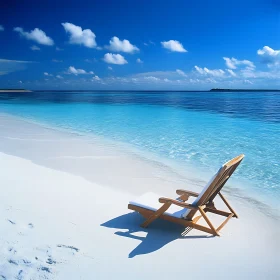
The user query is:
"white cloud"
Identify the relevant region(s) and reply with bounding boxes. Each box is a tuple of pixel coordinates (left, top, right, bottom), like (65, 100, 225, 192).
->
(2, 59, 30, 63)
(205, 78, 217, 83)
(85, 58, 97, 63)
(62, 22, 97, 48)
(240, 68, 278, 79)
(244, 79, 253, 84)
(129, 68, 280, 88)
(106, 36, 139, 53)
(136, 58, 143, 63)
(56, 47, 63, 51)
(30, 45, 40, 51)
(194, 66, 204, 75)
(19, 80, 23, 84)
(223, 57, 236, 69)
(143, 40, 155, 47)
(223, 57, 255, 70)
(194, 66, 225, 77)
(44, 72, 53, 76)
(92, 75, 101, 81)
(0, 58, 33, 75)
(161, 40, 187, 52)
(176, 69, 188, 77)
(0, 25, 4, 31)
(144, 76, 160, 81)
(52, 59, 63, 63)
(103, 53, 128, 65)
(56, 75, 63, 79)
(257, 46, 280, 66)
(227, 69, 237, 77)
(108, 66, 113, 70)
(204, 68, 225, 77)
(189, 78, 200, 83)
(14, 27, 54, 46)
(68, 66, 93, 75)
(132, 71, 187, 83)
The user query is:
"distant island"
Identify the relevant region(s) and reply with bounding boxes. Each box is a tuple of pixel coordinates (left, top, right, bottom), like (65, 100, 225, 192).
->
(210, 88, 280, 92)
(1, 88, 280, 93)
(0, 89, 32, 92)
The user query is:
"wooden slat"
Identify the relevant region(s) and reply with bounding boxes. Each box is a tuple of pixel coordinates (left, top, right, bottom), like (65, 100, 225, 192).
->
(192, 215, 203, 223)
(185, 154, 244, 220)
(218, 192, 238, 218)
(208, 155, 244, 203)
(141, 202, 171, 228)
(182, 215, 203, 236)
(185, 221, 214, 235)
(162, 215, 214, 235)
(127, 154, 245, 236)
(204, 207, 232, 217)
(178, 194, 190, 202)
(176, 189, 199, 197)
(128, 204, 214, 235)
(158, 197, 197, 210)
(216, 213, 234, 232)
(185, 166, 228, 220)
(198, 206, 219, 236)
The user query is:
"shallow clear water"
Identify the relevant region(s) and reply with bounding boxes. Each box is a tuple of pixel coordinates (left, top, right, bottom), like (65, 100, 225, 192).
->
(0, 91, 279, 206)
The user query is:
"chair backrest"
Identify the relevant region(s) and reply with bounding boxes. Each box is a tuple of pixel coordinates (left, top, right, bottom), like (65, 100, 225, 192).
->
(182, 154, 244, 220)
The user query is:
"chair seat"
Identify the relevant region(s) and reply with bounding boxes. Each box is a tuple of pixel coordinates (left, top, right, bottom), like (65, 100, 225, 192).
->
(129, 192, 186, 219)
(128, 155, 244, 236)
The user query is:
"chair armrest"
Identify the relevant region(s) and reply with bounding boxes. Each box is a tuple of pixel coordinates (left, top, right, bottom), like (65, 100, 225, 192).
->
(159, 197, 197, 210)
(176, 189, 199, 197)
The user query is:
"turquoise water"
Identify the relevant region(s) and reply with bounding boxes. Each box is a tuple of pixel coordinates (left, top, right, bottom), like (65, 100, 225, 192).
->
(0, 91, 279, 207)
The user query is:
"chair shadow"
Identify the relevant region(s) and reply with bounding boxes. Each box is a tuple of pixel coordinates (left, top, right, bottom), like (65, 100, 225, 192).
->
(101, 212, 213, 258)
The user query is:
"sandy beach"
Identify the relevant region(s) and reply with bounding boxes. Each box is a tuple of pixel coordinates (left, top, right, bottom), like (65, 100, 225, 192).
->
(0, 114, 279, 280)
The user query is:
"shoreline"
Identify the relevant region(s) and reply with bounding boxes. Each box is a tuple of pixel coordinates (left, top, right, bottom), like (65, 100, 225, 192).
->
(0, 112, 278, 218)
(0, 113, 279, 279)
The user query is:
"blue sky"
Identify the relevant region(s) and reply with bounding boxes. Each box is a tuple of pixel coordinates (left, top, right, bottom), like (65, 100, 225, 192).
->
(0, 0, 279, 90)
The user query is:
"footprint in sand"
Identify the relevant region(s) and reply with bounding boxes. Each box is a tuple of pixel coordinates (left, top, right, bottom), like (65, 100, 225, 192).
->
(7, 219, 16, 225)
(57, 244, 79, 253)
(46, 257, 56, 265)
(28, 223, 34, 229)
(1, 221, 82, 279)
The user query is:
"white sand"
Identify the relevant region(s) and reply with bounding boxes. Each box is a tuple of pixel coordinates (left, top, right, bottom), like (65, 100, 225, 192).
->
(0, 114, 279, 279)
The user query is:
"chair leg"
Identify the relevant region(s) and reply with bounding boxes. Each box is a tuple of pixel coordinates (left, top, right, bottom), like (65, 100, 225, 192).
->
(182, 215, 202, 236)
(198, 206, 220, 236)
(141, 202, 171, 228)
(218, 192, 238, 218)
(216, 213, 234, 232)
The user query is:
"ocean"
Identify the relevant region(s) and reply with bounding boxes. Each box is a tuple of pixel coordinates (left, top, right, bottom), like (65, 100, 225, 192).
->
(0, 90, 279, 210)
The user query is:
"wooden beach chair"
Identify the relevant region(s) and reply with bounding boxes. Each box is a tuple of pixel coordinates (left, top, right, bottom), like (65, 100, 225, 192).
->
(128, 154, 244, 236)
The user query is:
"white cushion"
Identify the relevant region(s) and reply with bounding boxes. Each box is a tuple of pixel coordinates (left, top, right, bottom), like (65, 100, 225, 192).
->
(130, 192, 186, 218)
(182, 164, 225, 218)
